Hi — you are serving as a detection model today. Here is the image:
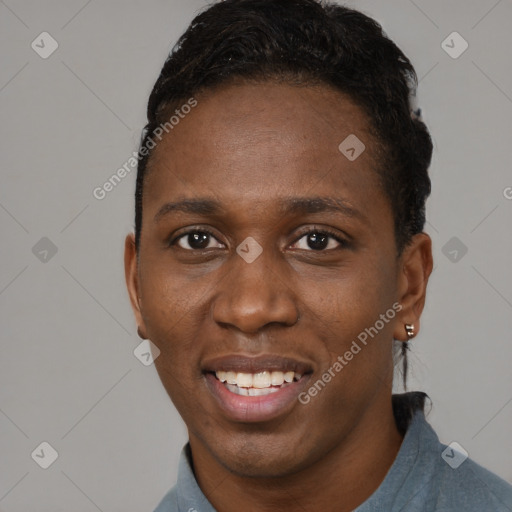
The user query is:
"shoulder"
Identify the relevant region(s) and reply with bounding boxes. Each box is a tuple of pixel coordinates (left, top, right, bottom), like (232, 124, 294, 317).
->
(413, 410, 512, 511)
(391, 394, 512, 511)
(431, 452, 512, 511)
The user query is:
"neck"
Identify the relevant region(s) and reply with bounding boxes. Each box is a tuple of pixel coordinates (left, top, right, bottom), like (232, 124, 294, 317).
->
(190, 398, 404, 512)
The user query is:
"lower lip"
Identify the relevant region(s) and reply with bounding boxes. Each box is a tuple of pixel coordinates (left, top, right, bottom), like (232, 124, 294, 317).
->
(204, 373, 311, 423)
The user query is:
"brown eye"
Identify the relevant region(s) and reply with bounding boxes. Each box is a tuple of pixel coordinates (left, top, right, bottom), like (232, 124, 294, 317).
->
(290, 229, 349, 252)
(173, 230, 224, 251)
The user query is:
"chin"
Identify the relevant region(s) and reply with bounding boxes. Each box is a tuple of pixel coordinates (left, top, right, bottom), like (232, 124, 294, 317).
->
(209, 434, 314, 478)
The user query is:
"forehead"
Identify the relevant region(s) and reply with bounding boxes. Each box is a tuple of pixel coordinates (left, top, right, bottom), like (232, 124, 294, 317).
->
(143, 81, 384, 215)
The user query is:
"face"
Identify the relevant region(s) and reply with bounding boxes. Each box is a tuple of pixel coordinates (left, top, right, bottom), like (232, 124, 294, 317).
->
(125, 81, 429, 478)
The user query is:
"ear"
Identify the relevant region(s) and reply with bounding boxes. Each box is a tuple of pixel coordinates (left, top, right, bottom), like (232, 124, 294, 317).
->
(124, 233, 148, 339)
(393, 233, 433, 341)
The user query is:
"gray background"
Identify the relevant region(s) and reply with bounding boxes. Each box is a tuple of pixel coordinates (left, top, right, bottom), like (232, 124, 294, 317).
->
(1, 0, 511, 510)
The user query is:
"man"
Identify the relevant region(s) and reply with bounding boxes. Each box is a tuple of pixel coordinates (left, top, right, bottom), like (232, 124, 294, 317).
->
(125, 1, 512, 510)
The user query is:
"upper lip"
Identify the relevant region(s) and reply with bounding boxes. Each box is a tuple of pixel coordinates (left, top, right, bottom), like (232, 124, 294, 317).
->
(202, 354, 314, 375)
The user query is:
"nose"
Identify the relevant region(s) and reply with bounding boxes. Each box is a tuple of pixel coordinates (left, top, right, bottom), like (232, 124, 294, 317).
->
(212, 249, 300, 334)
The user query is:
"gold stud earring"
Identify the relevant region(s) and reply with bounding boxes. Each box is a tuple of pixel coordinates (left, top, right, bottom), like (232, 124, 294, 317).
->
(405, 323, 415, 339)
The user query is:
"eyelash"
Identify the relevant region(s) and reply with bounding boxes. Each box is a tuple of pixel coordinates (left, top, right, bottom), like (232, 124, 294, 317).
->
(170, 227, 218, 248)
(294, 227, 350, 250)
(169, 226, 349, 251)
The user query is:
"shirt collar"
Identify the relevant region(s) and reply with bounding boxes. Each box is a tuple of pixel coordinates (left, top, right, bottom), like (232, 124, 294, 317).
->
(175, 443, 217, 512)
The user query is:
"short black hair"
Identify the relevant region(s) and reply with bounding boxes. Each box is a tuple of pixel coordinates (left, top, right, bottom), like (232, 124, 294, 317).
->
(135, 0, 433, 253)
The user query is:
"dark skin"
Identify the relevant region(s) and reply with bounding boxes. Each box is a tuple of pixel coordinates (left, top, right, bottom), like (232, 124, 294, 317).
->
(125, 81, 433, 512)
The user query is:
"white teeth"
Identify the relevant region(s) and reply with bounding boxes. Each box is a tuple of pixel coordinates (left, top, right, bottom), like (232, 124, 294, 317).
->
(248, 387, 277, 396)
(236, 372, 253, 388)
(225, 383, 281, 396)
(271, 371, 285, 386)
(253, 371, 271, 388)
(214, 370, 303, 390)
(231, 384, 249, 396)
(226, 371, 237, 384)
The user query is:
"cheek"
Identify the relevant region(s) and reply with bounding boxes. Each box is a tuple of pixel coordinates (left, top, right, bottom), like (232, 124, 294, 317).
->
(300, 259, 398, 370)
(138, 266, 206, 380)
(140, 254, 203, 331)
(304, 258, 396, 323)
(300, 281, 397, 421)
(147, 298, 205, 417)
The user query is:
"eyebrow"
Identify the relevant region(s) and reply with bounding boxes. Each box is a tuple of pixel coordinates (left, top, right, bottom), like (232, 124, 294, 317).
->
(154, 196, 366, 223)
(154, 198, 226, 222)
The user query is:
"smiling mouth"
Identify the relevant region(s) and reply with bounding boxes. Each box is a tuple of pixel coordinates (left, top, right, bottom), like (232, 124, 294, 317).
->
(212, 370, 303, 396)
